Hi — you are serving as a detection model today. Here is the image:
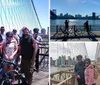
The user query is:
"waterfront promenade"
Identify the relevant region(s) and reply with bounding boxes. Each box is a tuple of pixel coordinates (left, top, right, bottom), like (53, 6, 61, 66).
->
(51, 31, 100, 41)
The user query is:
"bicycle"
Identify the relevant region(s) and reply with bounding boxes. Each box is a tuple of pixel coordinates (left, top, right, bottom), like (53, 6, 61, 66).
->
(0, 59, 27, 85)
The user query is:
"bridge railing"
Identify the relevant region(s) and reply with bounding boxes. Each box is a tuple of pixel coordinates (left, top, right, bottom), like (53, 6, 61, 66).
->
(50, 24, 100, 33)
(50, 69, 75, 85)
(39, 41, 49, 70)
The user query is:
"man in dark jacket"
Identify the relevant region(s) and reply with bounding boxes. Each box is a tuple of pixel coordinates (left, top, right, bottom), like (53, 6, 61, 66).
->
(19, 27, 38, 85)
(74, 55, 85, 85)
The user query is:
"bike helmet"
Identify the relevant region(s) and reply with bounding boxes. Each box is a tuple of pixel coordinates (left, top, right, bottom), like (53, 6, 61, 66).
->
(6, 32, 13, 37)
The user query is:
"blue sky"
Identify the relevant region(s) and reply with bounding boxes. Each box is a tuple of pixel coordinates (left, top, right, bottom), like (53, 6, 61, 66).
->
(51, 0, 100, 16)
(0, 0, 49, 33)
(34, 0, 49, 29)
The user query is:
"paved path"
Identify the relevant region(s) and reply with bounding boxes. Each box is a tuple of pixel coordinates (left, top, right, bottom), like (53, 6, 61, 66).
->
(32, 71, 49, 85)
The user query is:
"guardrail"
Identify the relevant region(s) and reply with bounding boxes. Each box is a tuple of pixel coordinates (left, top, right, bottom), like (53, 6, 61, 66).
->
(51, 24, 100, 32)
(51, 24, 100, 38)
(39, 41, 49, 70)
(50, 69, 75, 85)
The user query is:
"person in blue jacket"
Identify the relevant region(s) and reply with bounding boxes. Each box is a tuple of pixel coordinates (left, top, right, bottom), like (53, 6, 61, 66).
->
(74, 55, 85, 85)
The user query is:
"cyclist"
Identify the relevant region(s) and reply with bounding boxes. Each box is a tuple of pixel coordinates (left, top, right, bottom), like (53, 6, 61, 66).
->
(3, 32, 18, 83)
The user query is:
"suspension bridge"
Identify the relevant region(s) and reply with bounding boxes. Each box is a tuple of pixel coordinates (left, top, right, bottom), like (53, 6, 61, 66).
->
(0, 0, 42, 33)
(50, 43, 100, 85)
(0, 0, 49, 85)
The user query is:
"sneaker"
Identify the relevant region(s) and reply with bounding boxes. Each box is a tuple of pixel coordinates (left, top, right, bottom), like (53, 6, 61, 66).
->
(12, 80, 16, 84)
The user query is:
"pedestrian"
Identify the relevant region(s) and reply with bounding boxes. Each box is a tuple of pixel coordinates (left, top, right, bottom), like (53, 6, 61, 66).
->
(12, 29, 20, 44)
(74, 55, 85, 85)
(19, 27, 38, 85)
(33, 28, 43, 72)
(65, 20, 69, 36)
(84, 21, 90, 35)
(84, 58, 96, 85)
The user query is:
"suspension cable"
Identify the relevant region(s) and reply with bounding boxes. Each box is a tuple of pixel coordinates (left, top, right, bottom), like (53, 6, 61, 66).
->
(29, 0, 42, 29)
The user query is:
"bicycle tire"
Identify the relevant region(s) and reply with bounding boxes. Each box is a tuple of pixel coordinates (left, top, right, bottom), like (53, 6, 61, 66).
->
(5, 70, 21, 85)
(75, 28, 83, 36)
(1, 80, 12, 85)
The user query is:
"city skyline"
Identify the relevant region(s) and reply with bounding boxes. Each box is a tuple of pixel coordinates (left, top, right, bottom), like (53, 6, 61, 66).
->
(51, 0, 100, 16)
(50, 55, 76, 67)
(50, 42, 97, 60)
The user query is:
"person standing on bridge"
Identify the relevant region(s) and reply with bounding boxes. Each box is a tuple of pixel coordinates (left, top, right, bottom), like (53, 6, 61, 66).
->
(84, 58, 97, 85)
(74, 55, 85, 85)
(33, 28, 43, 72)
(19, 27, 38, 85)
(0, 26, 6, 42)
(65, 20, 69, 36)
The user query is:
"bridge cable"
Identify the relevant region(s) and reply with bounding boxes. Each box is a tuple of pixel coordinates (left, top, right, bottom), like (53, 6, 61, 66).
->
(0, 0, 10, 30)
(29, 0, 42, 29)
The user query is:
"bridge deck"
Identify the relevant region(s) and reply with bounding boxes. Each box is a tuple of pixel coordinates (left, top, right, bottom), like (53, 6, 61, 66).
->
(95, 75, 100, 85)
(32, 71, 49, 85)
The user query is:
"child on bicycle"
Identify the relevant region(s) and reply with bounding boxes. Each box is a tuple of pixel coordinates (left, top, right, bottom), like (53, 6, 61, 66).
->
(3, 32, 18, 83)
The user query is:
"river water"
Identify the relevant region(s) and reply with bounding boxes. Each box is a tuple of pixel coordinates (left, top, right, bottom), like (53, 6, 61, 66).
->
(51, 19, 100, 32)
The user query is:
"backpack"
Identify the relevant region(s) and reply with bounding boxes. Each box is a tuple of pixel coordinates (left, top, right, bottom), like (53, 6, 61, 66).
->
(94, 68, 98, 79)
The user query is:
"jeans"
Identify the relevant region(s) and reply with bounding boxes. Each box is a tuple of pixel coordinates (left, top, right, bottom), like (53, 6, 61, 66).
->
(77, 78, 85, 85)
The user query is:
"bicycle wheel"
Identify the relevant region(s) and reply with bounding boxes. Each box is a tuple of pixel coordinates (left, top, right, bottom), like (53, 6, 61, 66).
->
(0, 79, 12, 85)
(75, 28, 83, 36)
(6, 70, 22, 85)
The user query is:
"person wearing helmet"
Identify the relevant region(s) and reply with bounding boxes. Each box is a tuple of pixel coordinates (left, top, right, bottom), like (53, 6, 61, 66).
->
(3, 31, 18, 83)
(84, 58, 96, 85)
(19, 27, 38, 85)
(74, 55, 85, 85)
(33, 28, 43, 72)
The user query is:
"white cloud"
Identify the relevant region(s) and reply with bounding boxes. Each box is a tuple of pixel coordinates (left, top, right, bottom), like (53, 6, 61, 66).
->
(81, 0, 100, 6)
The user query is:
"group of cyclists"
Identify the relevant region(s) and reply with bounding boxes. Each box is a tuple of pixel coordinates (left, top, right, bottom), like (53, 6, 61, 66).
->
(0, 26, 42, 85)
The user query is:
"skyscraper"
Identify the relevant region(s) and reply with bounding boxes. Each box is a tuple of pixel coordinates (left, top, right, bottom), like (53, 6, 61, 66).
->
(95, 43, 100, 62)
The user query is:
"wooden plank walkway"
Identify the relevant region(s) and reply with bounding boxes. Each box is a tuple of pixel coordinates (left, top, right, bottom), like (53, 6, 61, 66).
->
(96, 75, 100, 85)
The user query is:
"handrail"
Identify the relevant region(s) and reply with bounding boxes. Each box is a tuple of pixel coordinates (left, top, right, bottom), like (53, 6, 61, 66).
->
(57, 76, 72, 85)
(50, 69, 75, 85)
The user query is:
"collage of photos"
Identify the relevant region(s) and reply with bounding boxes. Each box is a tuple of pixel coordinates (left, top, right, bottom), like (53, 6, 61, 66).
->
(0, 0, 49, 85)
(50, 0, 100, 85)
(0, 0, 100, 85)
